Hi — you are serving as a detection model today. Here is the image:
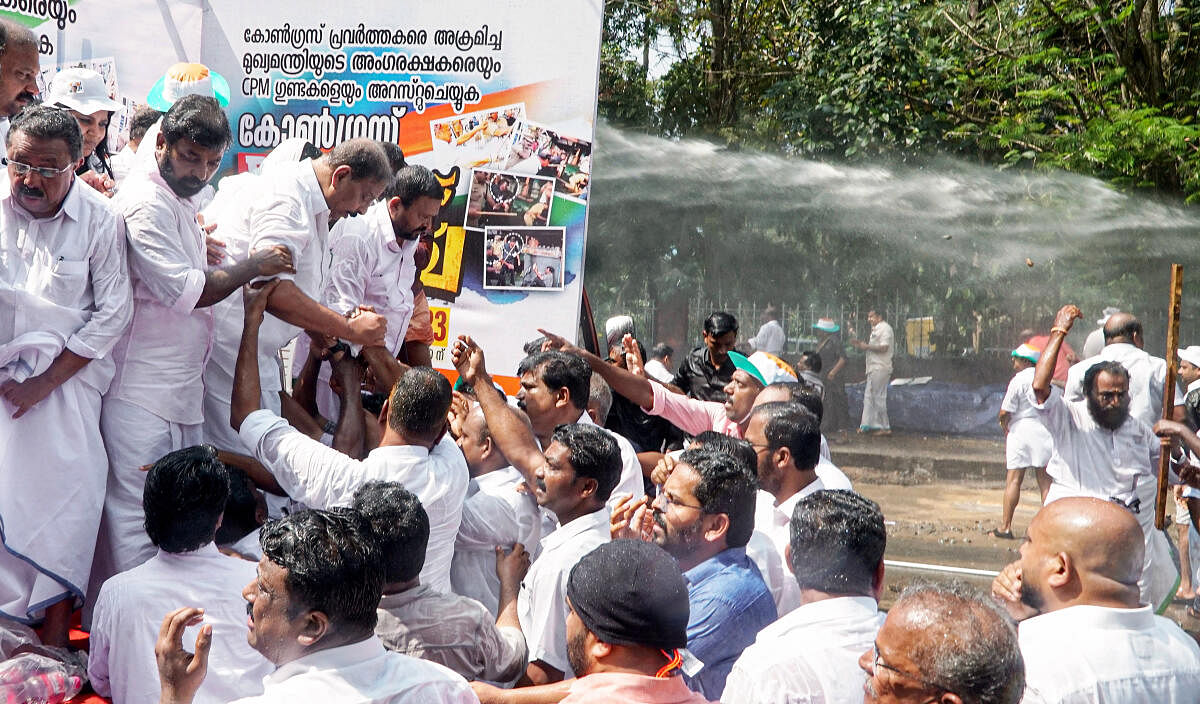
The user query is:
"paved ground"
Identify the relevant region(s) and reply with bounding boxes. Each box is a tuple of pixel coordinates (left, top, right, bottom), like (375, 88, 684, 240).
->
(829, 431, 1198, 634)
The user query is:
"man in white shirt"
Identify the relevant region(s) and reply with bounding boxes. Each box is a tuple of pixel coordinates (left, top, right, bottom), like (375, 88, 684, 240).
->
(1063, 311, 1184, 427)
(155, 508, 478, 704)
(748, 306, 785, 356)
(108, 106, 161, 184)
(452, 334, 621, 685)
(94, 95, 295, 593)
(993, 343, 1054, 538)
(850, 309, 894, 434)
(89, 446, 273, 704)
(1082, 306, 1119, 359)
(860, 582, 1023, 704)
(451, 404, 542, 615)
(744, 401, 825, 614)
(201, 139, 392, 458)
(353, 481, 529, 683)
(0, 106, 132, 646)
(643, 343, 675, 385)
(1031, 305, 1178, 611)
(0, 21, 38, 155)
(231, 282, 468, 593)
(752, 381, 853, 490)
(991, 497, 1200, 703)
(725, 489, 886, 704)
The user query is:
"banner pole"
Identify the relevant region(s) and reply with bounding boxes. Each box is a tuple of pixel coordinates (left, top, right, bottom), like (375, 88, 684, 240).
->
(1156, 263, 1184, 530)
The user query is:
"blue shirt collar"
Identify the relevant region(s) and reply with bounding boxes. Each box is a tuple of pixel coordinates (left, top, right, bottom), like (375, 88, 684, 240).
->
(683, 546, 750, 585)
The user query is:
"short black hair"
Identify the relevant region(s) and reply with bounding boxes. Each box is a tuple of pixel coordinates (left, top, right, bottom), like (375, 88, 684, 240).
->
(377, 140, 405, 172)
(143, 445, 229, 553)
(1082, 360, 1130, 396)
(160, 94, 231, 151)
(351, 481, 428, 583)
(651, 343, 673, 360)
(790, 490, 885, 594)
(679, 449, 757, 547)
(10, 105, 82, 160)
(382, 164, 442, 205)
(551, 423, 621, 502)
(704, 311, 738, 337)
(387, 366, 452, 442)
(753, 401, 821, 470)
(215, 466, 262, 545)
(800, 350, 822, 373)
(518, 350, 592, 411)
(259, 508, 382, 633)
(128, 106, 163, 143)
(693, 431, 758, 478)
(324, 138, 392, 182)
(762, 381, 823, 421)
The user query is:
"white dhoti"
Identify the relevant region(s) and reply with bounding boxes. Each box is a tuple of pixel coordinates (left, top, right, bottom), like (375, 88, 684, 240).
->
(861, 367, 891, 430)
(0, 377, 106, 621)
(87, 399, 203, 612)
(1006, 418, 1053, 469)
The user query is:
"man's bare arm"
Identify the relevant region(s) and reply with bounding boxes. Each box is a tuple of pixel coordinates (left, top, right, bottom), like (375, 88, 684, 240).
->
(537, 328, 654, 409)
(265, 280, 387, 347)
(230, 280, 279, 431)
(196, 246, 293, 308)
(330, 352, 366, 458)
(1033, 305, 1081, 404)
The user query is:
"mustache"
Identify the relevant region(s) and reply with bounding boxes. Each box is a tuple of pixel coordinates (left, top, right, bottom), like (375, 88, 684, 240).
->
(653, 509, 667, 532)
(16, 92, 36, 104)
(17, 184, 44, 198)
(516, 399, 526, 411)
(246, 600, 253, 617)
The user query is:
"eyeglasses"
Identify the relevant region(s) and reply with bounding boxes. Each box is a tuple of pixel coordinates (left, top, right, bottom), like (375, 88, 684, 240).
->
(871, 642, 954, 697)
(655, 491, 703, 512)
(2, 158, 74, 179)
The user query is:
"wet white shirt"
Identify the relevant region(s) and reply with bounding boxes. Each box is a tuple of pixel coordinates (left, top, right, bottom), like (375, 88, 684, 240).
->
(230, 635, 478, 704)
(865, 321, 894, 373)
(750, 320, 785, 356)
(1021, 604, 1200, 703)
(324, 200, 418, 355)
(643, 358, 674, 385)
(751, 480, 825, 615)
(107, 168, 211, 424)
(451, 466, 541, 615)
(239, 409, 469, 593)
(1029, 386, 1158, 504)
(0, 177, 131, 393)
(1064, 343, 1184, 428)
(518, 508, 610, 677)
(723, 596, 884, 704)
(88, 544, 273, 704)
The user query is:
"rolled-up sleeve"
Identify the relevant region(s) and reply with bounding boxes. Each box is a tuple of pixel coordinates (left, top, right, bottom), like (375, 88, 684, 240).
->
(68, 210, 131, 359)
(238, 408, 361, 508)
(123, 197, 205, 313)
(324, 230, 370, 315)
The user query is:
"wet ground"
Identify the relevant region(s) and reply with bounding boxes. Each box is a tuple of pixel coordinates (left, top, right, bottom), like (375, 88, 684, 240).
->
(830, 432, 1198, 634)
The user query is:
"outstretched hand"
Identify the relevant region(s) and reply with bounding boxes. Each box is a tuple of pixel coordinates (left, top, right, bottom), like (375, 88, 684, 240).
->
(155, 607, 211, 704)
(622, 333, 647, 377)
(451, 335, 489, 386)
(536, 328, 584, 358)
(241, 279, 280, 325)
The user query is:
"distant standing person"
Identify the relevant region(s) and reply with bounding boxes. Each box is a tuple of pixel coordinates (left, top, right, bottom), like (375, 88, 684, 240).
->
(992, 343, 1053, 539)
(643, 343, 674, 384)
(749, 305, 785, 356)
(673, 311, 738, 402)
(813, 318, 848, 433)
(851, 309, 894, 435)
(1083, 306, 1120, 360)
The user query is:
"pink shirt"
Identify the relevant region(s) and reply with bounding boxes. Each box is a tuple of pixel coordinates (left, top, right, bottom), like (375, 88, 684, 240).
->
(562, 673, 712, 704)
(646, 380, 741, 438)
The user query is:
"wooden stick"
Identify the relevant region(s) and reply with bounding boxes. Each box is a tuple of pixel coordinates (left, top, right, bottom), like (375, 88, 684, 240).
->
(1156, 263, 1184, 530)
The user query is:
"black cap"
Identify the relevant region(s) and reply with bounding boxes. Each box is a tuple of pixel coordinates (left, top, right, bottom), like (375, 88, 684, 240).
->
(566, 539, 690, 651)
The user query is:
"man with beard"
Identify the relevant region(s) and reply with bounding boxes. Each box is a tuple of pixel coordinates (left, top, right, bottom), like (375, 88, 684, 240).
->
(0, 20, 39, 153)
(92, 96, 295, 596)
(1030, 304, 1177, 612)
(990, 497, 1200, 702)
(612, 449, 774, 699)
(451, 334, 620, 685)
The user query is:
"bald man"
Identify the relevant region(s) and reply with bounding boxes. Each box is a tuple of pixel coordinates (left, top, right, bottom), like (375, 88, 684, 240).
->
(1063, 311, 1184, 427)
(992, 497, 1200, 703)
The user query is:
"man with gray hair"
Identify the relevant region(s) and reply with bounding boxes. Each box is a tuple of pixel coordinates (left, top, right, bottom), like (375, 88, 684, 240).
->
(586, 373, 612, 426)
(860, 581, 1024, 704)
(0, 20, 39, 152)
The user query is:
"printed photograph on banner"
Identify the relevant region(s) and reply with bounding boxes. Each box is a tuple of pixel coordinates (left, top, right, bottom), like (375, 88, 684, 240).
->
(503, 121, 592, 201)
(483, 226, 565, 291)
(429, 103, 526, 171)
(464, 168, 555, 231)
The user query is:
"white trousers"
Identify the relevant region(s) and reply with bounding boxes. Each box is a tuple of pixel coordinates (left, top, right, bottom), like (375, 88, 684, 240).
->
(861, 368, 891, 430)
(0, 377, 105, 621)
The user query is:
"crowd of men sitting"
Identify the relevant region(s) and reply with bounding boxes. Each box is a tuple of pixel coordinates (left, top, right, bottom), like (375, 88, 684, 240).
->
(2, 12, 1200, 703)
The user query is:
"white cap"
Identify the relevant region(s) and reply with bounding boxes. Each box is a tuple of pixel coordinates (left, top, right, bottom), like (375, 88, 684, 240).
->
(1097, 306, 1121, 325)
(1179, 346, 1200, 368)
(47, 68, 122, 115)
(747, 351, 798, 385)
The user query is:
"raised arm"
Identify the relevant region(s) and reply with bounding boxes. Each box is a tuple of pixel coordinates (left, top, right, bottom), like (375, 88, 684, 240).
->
(537, 328, 654, 409)
(329, 351, 366, 458)
(1033, 305, 1081, 404)
(196, 246, 294, 307)
(230, 280, 280, 431)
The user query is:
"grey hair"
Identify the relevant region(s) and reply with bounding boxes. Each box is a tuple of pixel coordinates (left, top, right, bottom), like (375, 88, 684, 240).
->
(588, 373, 613, 425)
(895, 581, 1025, 704)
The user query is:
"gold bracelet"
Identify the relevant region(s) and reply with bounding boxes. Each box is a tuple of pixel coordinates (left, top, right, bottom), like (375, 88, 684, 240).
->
(1050, 327, 1069, 335)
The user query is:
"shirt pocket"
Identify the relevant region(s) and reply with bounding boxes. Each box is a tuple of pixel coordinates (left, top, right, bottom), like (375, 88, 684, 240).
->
(42, 258, 89, 306)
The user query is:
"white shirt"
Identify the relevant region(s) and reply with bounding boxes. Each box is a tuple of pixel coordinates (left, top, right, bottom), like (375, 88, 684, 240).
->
(451, 466, 542, 615)
(1030, 386, 1158, 504)
(88, 544, 273, 704)
(643, 358, 674, 385)
(518, 508, 610, 676)
(109, 144, 137, 184)
(750, 320, 785, 356)
(816, 455, 852, 491)
(1002, 367, 1045, 426)
(106, 167, 211, 424)
(239, 409, 469, 593)
(0, 177, 131, 393)
(324, 201, 418, 355)
(751, 480, 825, 614)
(1064, 343, 1184, 428)
(231, 635, 478, 704)
(576, 410, 646, 509)
(723, 596, 885, 704)
(1020, 604, 1200, 703)
(376, 584, 527, 683)
(865, 321, 894, 373)
(1082, 327, 1106, 359)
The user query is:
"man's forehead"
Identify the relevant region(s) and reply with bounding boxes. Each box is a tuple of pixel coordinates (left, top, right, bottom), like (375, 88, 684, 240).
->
(665, 462, 699, 494)
(1094, 371, 1129, 390)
